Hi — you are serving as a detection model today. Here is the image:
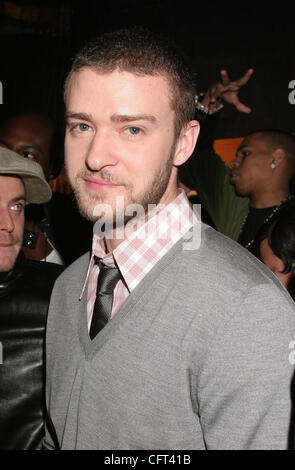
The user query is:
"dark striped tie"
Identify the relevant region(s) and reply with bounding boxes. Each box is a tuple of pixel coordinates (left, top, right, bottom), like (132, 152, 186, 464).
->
(89, 261, 121, 340)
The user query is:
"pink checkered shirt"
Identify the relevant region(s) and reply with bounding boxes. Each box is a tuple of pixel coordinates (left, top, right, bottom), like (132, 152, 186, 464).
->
(80, 190, 199, 331)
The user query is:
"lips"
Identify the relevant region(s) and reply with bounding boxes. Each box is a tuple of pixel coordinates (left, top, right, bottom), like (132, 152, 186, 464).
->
(83, 176, 123, 191)
(0, 241, 13, 247)
(230, 172, 239, 182)
(0, 234, 15, 247)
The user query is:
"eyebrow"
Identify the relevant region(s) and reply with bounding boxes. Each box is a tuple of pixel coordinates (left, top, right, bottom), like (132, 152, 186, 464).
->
(10, 194, 26, 204)
(110, 113, 158, 124)
(65, 112, 158, 125)
(65, 112, 93, 122)
(236, 144, 249, 153)
(18, 144, 42, 152)
(0, 139, 41, 153)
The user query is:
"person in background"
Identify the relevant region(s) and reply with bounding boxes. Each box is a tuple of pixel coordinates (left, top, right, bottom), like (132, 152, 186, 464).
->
(253, 197, 295, 451)
(253, 197, 295, 300)
(179, 69, 253, 238)
(231, 129, 295, 250)
(0, 112, 93, 266)
(0, 146, 63, 449)
(44, 27, 295, 450)
(179, 71, 295, 251)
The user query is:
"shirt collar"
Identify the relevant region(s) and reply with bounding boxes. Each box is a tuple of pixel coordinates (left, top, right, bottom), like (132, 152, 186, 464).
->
(79, 189, 199, 299)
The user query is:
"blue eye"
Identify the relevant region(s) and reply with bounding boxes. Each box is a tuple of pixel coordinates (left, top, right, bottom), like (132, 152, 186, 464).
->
(128, 127, 140, 135)
(78, 123, 90, 132)
(11, 203, 24, 212)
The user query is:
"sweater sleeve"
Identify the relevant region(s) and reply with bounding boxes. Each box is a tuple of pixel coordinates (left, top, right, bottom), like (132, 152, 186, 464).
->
(179, 112, 249, 241)
(43, 279, 64, 451)
(192, 283, 295, 449)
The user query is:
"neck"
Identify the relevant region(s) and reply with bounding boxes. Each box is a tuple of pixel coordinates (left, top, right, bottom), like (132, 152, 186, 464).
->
(249, 188, 289, 209)
(105, 183, 180, 253)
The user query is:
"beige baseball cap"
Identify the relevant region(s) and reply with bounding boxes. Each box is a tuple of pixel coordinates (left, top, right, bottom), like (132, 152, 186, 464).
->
(0, 146, 52, 204)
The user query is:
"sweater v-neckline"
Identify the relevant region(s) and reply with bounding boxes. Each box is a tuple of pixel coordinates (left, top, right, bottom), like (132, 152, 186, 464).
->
(78, 224, 205, 359)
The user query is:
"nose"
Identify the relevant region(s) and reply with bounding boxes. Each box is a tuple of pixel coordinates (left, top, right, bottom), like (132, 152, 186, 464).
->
(85, 129, 118, 172)
(230, 157, 240, 169)
(0, 208, 14, 233)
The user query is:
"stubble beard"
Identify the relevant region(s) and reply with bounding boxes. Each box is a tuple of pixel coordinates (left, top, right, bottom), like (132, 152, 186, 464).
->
(68, 151, 175, 228)
(0, 237, 21, 273)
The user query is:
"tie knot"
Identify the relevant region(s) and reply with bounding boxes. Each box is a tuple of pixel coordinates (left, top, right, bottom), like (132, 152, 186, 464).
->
(96, 262, 121, 295)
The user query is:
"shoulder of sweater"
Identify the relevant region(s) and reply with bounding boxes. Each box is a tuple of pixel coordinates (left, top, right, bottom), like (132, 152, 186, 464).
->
(179, 223, 288, 293)
(53, 251, 91, 286)
(174, 225, 295, 339)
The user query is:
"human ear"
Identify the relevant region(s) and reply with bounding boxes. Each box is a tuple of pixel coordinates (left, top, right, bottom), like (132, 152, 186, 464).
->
(173, 120, 200, 167)
(271, 148, 286, 168)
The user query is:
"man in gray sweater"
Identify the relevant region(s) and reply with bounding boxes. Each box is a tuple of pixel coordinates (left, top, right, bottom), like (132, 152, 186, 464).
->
(44, 28, 295, 450)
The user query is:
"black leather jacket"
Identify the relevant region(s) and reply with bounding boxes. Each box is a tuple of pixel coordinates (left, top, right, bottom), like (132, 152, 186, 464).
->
(0, 252, 63, 449)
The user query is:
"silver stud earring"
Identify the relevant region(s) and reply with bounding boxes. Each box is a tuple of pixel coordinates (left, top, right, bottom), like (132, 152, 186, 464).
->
(270, 162, 276, 169)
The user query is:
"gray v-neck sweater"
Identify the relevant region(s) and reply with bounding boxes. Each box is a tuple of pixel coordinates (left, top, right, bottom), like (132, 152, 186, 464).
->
(44, 224, 295, 449)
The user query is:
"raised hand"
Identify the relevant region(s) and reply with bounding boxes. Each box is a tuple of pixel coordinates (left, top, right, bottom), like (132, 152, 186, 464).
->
(201, 68, 254, 114)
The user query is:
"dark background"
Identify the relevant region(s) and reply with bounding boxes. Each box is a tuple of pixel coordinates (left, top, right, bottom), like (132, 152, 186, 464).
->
(0, 0, 294, 140)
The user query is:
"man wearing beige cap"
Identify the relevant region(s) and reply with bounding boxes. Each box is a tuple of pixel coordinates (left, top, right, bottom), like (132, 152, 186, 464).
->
(0, 146, 63, 449)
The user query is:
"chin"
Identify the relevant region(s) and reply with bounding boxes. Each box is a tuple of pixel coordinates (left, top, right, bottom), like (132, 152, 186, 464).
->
(0, 255, 18, 273)
(77, 199, 100, 222)
(73, 185, 102, 222)
(233, 185, 249, 197)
